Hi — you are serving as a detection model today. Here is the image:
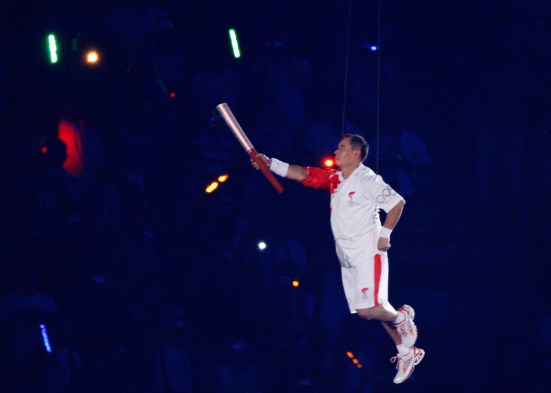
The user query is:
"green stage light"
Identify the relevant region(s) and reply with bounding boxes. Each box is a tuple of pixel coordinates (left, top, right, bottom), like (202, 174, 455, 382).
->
(47, 34, 58, 63)
(228, 28, 241, 59)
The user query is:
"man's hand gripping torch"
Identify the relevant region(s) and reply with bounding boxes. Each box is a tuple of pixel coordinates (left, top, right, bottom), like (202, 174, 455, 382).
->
(215, 103, 284, 194)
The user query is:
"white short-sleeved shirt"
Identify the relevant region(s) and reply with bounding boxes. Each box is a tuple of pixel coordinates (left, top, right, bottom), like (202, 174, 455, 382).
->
(301, 164, 404, 267)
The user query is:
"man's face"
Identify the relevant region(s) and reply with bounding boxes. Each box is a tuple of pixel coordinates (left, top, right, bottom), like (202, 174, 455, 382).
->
(334, 137, 359, 168)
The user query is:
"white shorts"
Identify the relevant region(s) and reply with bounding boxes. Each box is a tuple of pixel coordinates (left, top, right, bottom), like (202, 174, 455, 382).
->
(341, 252, 389, 313)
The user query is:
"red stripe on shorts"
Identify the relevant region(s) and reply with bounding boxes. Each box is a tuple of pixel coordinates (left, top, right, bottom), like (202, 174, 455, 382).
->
(374, 254, 382, 306)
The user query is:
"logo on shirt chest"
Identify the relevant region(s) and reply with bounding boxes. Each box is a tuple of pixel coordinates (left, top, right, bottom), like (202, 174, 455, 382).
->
(332, 189, 358, 206)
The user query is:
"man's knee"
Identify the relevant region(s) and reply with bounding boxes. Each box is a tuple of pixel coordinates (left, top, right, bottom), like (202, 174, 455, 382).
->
(356, 307, 375, 320)
(357, 303, 398, 323)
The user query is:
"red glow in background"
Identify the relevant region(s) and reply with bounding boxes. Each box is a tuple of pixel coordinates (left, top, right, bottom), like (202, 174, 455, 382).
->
(57, 120, 84, 177)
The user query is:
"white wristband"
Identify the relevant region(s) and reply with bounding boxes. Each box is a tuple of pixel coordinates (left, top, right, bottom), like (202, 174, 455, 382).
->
(269, 158, 289, 177)
(379, 227, 392, 238)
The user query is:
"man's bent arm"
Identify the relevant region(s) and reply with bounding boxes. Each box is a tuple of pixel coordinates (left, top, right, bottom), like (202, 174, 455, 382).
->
(378, 199, 405, 252)
(382, 199, 405, 230)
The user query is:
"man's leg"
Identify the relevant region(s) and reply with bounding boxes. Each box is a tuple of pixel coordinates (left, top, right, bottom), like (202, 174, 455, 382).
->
(342, 253, 424, 383)
(381, 321, 402, 346)
(356, 302, 401, 344)
(357, 302, 424, 384)
(357, 302, 418, 347)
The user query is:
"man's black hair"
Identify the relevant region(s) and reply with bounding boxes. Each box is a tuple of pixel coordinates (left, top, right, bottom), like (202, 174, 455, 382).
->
(343, 133, 369, 161)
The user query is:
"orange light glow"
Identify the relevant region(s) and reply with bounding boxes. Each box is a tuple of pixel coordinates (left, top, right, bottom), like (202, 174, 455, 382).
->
(353, 359, 359, 364)
(218, 174, 229, 183)
(205, 182, 219, 193)
(346, 352, 354, 359)
(323, 157, 335, 168)
(292, 280, 300, 287)
(85, 50, 100, 64)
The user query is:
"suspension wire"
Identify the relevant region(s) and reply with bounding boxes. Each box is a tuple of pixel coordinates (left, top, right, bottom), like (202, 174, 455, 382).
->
(375, 0, 382, 173)
(340, 0, 384, 175)
(340, 0, 353, 136)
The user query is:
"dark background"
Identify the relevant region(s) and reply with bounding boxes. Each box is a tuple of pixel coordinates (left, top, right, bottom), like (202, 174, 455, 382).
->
(0, 1, 549, 392)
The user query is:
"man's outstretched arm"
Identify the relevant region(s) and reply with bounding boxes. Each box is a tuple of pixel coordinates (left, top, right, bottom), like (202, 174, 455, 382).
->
(253, 154, 308, 181)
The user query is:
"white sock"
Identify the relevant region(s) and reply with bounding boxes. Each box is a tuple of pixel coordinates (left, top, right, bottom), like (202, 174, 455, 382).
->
(393, 311, 405, 325)
(396, 344, 409, 356)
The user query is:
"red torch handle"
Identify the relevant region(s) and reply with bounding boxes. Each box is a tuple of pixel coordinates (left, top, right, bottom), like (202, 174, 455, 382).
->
(248, 149, 284, 194)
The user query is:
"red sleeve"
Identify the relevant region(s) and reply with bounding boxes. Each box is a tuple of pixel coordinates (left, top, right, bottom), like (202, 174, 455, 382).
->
(300, 167, 333, 189)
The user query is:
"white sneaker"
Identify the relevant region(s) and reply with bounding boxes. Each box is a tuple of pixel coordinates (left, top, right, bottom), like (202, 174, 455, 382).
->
(390, 346, 425, 384)
(394, 304, 418, 348)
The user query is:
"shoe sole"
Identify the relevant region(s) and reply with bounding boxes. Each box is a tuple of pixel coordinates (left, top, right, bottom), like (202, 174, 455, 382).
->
(414, 348, 425, 366)
(399, 305, 418, 347)
(401, 304, 415, 320)
(393, 348, 425, 384)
